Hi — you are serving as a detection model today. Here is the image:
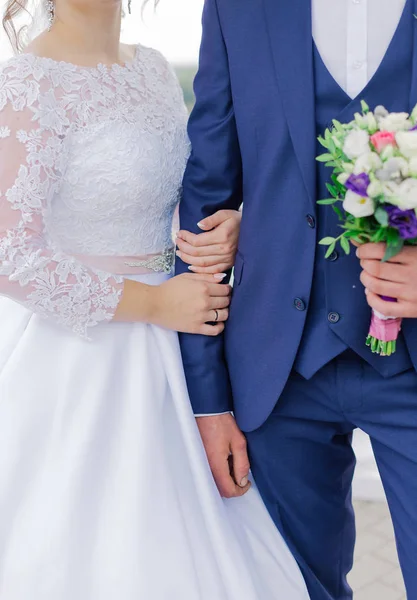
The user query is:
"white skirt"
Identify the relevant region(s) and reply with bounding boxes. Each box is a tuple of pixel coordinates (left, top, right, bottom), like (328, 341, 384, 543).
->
(0, 273, 309, 600)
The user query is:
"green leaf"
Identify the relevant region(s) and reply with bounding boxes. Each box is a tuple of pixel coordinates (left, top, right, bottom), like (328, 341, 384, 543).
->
(317, 198, 338, 205)
(374, 207, 389, 227)
(324, 242, 336, 258)
(319, 237, 336, 246)
(344, 230, 364, 239)
(332, 204, 344, 220)
(327, 138, 336, 155)
(383, 238, 404, 262)
(361, 100, 370, 114)
(372, 228, 389, 243)
(318, 135, 328, 149)
(332, 119, 344, 133)
(326, 183, 338, 198)
(340, 236, 351, 255)
(316, 154, 334, 162)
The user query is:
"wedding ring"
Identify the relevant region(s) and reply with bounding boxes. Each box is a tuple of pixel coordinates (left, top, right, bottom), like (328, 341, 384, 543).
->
(213, 309, 219, 322)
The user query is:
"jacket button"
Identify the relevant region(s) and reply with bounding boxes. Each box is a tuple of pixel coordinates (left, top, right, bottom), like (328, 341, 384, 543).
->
(294, 298, 306, 311)
(328, 250, 339, 262)
(306, 214, 316, 228)
(328, 311, 340, 324)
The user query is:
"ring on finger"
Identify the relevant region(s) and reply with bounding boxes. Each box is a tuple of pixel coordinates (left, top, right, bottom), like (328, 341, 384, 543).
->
(213, 309, 219, 322)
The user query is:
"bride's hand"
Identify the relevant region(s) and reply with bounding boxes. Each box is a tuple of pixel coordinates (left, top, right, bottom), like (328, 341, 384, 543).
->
(147, 273, 231, 335)
(176, 209, 242, 274)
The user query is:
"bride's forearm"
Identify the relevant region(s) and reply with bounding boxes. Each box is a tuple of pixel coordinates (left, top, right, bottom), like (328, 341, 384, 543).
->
(113, 279, 156, 323)
(112, 273, 230, 334)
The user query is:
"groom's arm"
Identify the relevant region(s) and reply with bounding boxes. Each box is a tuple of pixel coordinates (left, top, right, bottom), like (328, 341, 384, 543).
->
(176, 0, 242, 415)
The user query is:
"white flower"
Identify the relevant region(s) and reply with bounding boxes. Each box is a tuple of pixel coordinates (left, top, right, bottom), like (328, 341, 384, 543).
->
(382, 181, 401, 198)
(337, 173, 350, 185)
(0, 126, 10, 139)
(396, 179, 417, 209)
(376, 157, 409, 181)
(374, 105, 389, 120)
(378, 112, 411, 132)
(381, 180, 417, 210)
(396, 130, 417, 158)
(380, 144, 395, 161)
(353, 151, 382, 174)
(343, 130, 370, 159)
(409, 156, 417, 177)
(342, 162, 354, 174)
(367, 180, 384, 198)
(343, 189, 375, 217)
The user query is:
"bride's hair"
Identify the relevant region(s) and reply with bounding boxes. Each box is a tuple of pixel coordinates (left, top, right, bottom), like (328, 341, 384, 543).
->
(3, 0, 157, 53)
(3, 1, 31, 52)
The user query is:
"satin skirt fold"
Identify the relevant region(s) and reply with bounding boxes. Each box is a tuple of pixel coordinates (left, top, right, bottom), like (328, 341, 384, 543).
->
(0, 273, 309, 600)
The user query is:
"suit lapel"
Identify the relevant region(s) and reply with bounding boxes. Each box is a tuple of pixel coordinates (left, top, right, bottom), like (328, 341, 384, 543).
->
(410, 0, 417, 109)
(262, 0, 316, 207)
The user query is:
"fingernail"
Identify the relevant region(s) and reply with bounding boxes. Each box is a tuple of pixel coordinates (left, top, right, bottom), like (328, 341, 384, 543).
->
(240, 477, 248, 487)
(365, 288, 369, 295)
(197, 221, 206, 230)
(356, 248, 360, 258)
(176, 250, 182, 258)
(213, 273, 227, 280)
(188, 266, 196, 272)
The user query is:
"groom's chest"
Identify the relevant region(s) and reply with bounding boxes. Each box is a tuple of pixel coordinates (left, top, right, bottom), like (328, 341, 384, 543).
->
(312, 0, 407, 98)
(218, 0, 410, 130)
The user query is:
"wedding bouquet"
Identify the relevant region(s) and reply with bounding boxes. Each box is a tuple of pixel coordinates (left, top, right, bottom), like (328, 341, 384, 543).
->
(317, 101, 417, 356)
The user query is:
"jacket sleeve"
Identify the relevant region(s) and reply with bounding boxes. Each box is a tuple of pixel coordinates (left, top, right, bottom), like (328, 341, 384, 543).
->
(176, 0, 242, 414)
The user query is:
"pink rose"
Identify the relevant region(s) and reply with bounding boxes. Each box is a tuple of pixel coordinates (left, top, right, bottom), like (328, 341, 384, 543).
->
(370, 131, 397, 153)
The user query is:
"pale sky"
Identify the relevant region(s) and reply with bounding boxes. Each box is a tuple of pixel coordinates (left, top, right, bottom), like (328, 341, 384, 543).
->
(0, 0, 204, 64)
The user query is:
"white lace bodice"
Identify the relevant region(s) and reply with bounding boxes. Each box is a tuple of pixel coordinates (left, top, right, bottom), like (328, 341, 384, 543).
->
(0, 45, 190, 336)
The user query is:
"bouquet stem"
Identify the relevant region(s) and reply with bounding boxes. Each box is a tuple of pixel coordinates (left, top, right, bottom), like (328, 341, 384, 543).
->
(366, 305, 402, 356)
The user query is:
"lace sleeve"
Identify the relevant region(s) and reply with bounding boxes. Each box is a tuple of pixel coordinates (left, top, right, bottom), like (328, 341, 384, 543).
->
(0, 70, 124, 337)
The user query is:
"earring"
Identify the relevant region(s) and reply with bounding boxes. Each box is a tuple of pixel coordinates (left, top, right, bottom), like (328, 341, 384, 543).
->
(46, 0, 55, 30)
(128, 0, 132, 14)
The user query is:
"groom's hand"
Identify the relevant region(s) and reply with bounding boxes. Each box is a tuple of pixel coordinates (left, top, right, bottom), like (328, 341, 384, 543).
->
(196, 414, 251, 498)
(357, 243, 417, 318)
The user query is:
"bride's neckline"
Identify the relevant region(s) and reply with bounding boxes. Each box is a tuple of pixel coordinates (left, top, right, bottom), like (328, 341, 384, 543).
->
(21, 44, 140, 72)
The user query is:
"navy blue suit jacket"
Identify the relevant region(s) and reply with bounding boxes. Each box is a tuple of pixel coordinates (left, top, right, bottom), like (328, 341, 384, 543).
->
(176, 0, 417, 432)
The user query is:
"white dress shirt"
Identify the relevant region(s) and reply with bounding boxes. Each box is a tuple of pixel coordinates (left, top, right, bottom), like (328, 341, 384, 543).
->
(313, 0, 407, 99)
(197, 0, 407, 417)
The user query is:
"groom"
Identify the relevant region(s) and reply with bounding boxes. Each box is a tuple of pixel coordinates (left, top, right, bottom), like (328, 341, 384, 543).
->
(176, 0, 417, 598)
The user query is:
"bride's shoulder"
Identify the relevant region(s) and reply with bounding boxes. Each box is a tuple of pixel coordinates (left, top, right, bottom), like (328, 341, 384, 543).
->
(0, 54, 45, 113)
(0, 53, 36, 77)
(134, 44, 180, 86)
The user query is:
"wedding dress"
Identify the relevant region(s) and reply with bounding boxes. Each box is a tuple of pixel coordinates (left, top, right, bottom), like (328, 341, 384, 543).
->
(0, 45, 309, 600)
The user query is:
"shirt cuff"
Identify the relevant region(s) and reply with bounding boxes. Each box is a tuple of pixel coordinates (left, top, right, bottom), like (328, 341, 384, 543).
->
(194, 412, 232, 417)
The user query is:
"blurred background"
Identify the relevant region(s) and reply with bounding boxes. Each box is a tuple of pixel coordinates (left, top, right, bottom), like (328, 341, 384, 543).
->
(0, 1, 405, 597)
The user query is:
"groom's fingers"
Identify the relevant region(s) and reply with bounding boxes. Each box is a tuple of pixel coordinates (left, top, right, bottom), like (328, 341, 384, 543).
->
(210, 458, 243, 498)
(230, 437, 251, 493)
(188, 263, 231, 275)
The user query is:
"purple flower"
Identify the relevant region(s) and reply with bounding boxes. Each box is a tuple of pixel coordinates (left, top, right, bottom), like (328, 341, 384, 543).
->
(345, 173, 370, 197)
(385, 205, 417, 240)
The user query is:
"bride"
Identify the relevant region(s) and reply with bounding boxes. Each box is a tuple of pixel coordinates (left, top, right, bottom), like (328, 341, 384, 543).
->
(0, 1, 309, 598)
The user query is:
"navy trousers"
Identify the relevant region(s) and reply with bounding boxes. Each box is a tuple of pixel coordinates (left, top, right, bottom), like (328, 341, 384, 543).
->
(246, 351, 417, 600)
